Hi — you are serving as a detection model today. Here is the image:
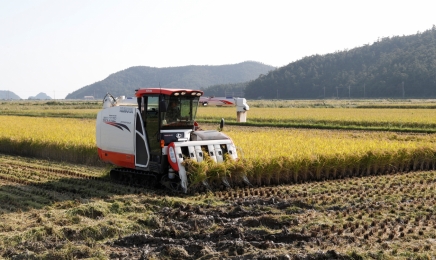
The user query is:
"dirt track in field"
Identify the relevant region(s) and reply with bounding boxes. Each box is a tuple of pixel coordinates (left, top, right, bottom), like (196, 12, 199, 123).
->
(106, 194, 345, 260)
(1, 154, 436, 259)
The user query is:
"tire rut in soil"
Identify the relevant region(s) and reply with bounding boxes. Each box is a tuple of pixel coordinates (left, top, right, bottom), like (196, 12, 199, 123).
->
(107, 194, 346, 259)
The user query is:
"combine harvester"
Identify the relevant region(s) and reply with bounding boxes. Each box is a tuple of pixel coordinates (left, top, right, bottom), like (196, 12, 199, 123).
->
(96, 88, 248, 193)
(199, 96, 236, 107)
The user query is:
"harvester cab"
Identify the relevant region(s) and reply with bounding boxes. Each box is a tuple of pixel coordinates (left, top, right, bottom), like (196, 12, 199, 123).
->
(96, 88, 238, 193)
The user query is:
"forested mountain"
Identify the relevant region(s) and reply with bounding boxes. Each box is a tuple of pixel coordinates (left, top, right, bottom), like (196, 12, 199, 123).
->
(0, 90, 20, 100)
(245, 26, 436, 99)
(66, 61, 274, 99)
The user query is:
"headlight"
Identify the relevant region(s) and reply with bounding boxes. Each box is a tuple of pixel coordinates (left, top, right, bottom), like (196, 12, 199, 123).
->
(169, 146, 177, 163)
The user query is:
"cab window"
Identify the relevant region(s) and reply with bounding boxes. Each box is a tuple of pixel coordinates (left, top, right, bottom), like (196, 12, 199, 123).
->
(147, 96, 159, 117)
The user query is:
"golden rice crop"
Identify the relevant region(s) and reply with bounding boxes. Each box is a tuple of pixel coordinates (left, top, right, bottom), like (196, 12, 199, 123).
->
(0, 108, 98, 118)
(1, 115, 436, 187)
(197, 107, 436, 129)
(0, 116, 98, 165)
(186, 125, 436, 186)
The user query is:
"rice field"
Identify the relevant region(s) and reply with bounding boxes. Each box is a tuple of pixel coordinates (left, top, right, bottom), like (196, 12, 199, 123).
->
(246, 98, 436, 108)
(0, 116, 98, 165)
(1, 115, 436, 187)
(197, 106, 436, 131)
(1, 100, 436, 186)
(185, 124, 436, 187)
(2, 100, 436, 258)
(0, 100, 99, 118)
(2, 100, 436, 131)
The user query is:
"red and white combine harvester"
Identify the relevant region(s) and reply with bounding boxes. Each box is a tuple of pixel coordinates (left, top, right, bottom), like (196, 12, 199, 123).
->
(96, 88, 242, 193)
(199, 96, 236, 107)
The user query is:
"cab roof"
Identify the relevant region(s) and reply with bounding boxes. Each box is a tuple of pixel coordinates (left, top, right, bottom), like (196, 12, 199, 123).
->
(135, 88, 204, 97)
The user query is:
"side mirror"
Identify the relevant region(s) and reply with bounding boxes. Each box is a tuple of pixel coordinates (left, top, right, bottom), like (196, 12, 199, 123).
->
(160, 99, 167, 112)
(219, 118, 225, 131)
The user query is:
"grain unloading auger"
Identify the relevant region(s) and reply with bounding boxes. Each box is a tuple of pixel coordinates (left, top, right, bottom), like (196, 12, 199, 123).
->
(96, 88, 249, 193)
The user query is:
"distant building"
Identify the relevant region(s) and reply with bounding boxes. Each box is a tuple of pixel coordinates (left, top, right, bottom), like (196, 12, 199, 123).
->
(84, 96, 94, 100)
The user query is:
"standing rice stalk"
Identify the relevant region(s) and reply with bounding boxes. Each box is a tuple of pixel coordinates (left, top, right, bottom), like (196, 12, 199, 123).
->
(181, 158, 209, 189)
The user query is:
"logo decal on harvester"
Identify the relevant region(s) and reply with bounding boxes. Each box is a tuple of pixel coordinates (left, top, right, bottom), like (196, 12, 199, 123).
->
(104, 121, 131, 132)
(120, 107, 133, 113)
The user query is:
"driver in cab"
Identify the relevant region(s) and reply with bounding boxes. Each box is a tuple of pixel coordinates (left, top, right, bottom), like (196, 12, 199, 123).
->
(165, 100, 180, 123)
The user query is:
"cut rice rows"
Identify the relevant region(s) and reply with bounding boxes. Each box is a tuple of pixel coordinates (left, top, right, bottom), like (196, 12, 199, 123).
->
(1, 154, 436, 258)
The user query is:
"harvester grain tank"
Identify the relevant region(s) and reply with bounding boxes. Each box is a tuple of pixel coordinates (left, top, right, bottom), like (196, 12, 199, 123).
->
(96, 88, 240, 192)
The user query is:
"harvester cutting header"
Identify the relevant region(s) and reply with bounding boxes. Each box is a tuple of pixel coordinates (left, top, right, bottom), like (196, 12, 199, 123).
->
(96, 88, 239, 193)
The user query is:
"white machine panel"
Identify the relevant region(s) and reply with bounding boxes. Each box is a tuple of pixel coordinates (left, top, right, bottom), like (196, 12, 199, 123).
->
(96, 106, 135, 154)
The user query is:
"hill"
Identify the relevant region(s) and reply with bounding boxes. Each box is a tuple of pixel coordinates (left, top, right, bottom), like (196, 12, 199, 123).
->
(28, 92, 52, 100)
(65, 61, 274, 99)
(0, 90, 21, 100)
(245, 26, 436, 99)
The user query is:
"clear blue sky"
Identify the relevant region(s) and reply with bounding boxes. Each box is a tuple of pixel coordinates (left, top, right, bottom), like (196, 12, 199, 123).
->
(1, 0, 434, 99)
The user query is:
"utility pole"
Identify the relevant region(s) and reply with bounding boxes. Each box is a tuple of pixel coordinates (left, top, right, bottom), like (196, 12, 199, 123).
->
(323, 86, 326, 99)
(363, 83, 366, 98)
(402, 81, 405, 98)
(348, 85, 350, 99)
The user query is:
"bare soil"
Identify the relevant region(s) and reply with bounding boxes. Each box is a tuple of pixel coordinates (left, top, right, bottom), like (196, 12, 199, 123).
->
(106, 195, 345, 260)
